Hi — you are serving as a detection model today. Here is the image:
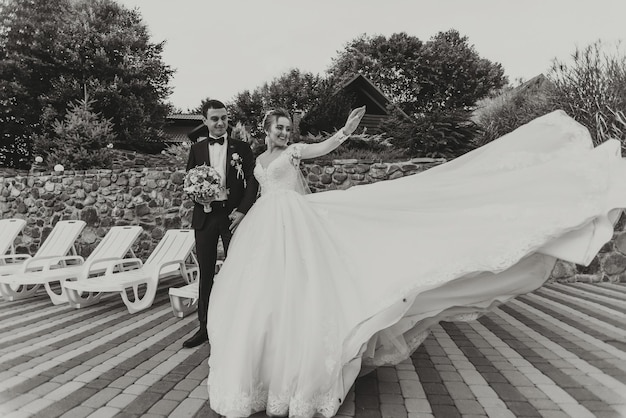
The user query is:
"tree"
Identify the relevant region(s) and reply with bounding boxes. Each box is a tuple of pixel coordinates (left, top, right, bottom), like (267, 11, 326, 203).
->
(328, 32, 426, 113)
(33, 96, 115, 170)
(298, 79, 355, 135)
(0, 0, 174, 167)
(0, 0, 75, 168)
(419, 30, 507, 112)
(328, 30, 507, 116)
(229, 69, 329, 139)
(328, 30, 507, 157)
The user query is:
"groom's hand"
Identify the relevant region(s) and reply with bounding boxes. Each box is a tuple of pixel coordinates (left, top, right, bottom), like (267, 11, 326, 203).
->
(228, 210, 245, 233)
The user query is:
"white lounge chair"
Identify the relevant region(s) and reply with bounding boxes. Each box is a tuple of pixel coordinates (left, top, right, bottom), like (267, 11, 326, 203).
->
(0, 220, 86, 300)
(63, 229, 198, 314)
(0, 218, 27, 257)
(169, 260, 223, 318)
(0, 225, 143, 304)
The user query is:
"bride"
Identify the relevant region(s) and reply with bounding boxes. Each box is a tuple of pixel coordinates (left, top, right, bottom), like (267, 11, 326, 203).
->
(206, 106, 626, 417)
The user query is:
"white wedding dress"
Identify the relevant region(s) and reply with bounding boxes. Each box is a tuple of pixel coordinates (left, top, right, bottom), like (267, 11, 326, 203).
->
(207, 110, 626, 417)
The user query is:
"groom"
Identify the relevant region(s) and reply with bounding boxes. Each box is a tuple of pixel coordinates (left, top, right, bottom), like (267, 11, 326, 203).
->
(183, 99, 258, 348)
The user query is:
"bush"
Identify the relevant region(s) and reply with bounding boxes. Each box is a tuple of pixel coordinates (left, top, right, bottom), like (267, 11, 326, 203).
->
(300, 131, 409, 163)
(319, 146, 409, 163)
(113, 140, 168, 155)
(33, 97, 114, 170)
(548, 40, 626, 145)
(472, 75, 557, 146)
(160, 142, 191, 169)
(382, 109, 478, 158)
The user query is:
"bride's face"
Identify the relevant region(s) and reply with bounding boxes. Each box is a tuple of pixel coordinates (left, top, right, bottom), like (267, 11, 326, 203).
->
(267, 116, 292, 148)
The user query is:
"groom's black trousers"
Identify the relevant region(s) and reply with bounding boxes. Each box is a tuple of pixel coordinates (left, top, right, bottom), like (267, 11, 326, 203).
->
(194, 205, 232, 326)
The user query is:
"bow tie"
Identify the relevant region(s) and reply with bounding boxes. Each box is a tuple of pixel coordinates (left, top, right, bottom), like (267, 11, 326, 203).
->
(208, 136, 225, 145)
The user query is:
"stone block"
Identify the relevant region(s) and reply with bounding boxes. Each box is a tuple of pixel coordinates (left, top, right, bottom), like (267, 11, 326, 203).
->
(602, 252, 626, 275)
(614, 232, 626, 254)
(550, 260, 576, 280)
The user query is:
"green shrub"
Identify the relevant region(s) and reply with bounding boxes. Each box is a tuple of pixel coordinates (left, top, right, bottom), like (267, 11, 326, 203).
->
(382, 109, 478, 158)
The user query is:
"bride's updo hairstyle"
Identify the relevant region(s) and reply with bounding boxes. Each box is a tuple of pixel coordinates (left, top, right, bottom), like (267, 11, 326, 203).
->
(262, 108, 292, 133)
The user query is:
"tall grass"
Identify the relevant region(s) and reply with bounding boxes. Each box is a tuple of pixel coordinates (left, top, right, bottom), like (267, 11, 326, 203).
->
(472, 75, 556, 146)
(474, 41, 626, 148)
(549, 40, 626, 146)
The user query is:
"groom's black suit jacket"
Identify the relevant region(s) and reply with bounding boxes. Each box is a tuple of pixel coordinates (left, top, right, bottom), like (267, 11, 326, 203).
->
(186, 138, 258, 229)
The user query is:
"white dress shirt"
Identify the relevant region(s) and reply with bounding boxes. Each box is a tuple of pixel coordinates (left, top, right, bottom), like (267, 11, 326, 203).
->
(208, 135, 228, 201)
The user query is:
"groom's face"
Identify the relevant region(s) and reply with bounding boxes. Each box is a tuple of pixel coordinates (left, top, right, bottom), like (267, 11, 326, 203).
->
(204, 107, 228, 138)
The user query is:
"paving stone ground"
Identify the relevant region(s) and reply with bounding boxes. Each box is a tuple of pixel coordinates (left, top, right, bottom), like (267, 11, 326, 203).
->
(0, 278, 625, 418)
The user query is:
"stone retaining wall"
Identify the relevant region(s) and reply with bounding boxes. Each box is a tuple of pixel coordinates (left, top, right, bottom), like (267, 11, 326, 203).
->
(551, 214, 626, 284)
(0, 158, 442, 261)
(1, 156, 625, 282)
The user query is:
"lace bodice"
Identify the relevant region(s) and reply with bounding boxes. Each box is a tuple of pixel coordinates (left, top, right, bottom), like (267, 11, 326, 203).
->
(254, 143, 307, 195)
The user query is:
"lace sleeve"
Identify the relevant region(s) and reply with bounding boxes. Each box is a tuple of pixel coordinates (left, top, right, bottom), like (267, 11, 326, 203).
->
(285, 143, 308, 168)
(286, 143, 311, 195)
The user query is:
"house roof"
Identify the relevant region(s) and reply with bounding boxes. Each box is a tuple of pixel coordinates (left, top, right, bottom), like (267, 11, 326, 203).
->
(339, 74, 411, 120)
(510, 73, 552, 95)
(166, 114, 204, 121)
(159, 126, 195, 143)
(162, 114, 205, 142)
(340, 74, 391, 113)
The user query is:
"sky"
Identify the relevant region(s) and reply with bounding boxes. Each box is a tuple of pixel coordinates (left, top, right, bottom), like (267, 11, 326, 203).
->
(116, 0, 625, 112)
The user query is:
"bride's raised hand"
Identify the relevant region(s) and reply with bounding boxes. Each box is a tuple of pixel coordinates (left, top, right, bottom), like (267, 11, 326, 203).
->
(301, 106, 367, 159)
(342, 106, 366, 136)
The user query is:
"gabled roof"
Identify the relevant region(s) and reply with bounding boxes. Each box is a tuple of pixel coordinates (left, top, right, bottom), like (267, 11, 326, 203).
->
(339, 74, 411, 119)
(340, 74, 391, 113)
(163, 114, 205, 142)
(166, 114, 203, 121)
(510, 73, 552, 96)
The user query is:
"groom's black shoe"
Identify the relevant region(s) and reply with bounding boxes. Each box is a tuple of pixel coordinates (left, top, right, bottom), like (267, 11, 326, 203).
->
(183, 328, 208, 348)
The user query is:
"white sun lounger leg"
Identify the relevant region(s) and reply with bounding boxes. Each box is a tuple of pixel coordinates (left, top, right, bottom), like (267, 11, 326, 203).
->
(43, 281, 68, 305)
(64, 284, 103, 308)
(120, 272, 162, 314)
(44, 270, 85, 305)
(168, 260, 222, 318)
(0, 282, 41, 301)
(169, 282, 199, 318)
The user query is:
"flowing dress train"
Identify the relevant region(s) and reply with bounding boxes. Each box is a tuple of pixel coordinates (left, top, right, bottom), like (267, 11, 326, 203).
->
(206, 110, 626, 417)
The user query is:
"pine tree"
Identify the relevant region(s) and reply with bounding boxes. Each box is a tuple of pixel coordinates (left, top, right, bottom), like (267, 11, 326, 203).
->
(35, 96, 115, 170)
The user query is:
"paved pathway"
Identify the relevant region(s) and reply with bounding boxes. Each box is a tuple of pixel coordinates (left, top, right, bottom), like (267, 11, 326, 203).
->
(0, 279, 625, 418)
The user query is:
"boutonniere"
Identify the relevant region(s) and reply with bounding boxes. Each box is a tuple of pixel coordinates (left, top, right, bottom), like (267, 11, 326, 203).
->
(230, 153, 244, 179)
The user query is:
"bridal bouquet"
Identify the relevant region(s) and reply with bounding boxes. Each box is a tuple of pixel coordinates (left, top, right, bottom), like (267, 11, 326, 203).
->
(183, 164, 225, 213)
